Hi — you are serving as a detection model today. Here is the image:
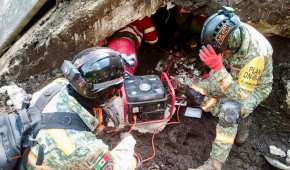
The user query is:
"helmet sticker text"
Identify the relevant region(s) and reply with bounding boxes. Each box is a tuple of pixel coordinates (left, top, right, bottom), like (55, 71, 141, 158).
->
(215, 24, 231, 46)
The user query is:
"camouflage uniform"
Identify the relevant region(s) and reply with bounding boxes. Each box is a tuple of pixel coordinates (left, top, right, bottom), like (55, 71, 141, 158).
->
(191, 23, 273, 162)
(25, 78, 136, 170)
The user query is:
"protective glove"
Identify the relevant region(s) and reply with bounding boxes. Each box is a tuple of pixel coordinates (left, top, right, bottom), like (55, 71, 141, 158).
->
(186, 88, 205, 106)
(199, 45, 223, 72)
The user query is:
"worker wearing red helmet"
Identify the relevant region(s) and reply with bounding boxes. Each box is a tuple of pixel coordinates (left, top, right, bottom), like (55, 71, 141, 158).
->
(107, 16, 158, 74)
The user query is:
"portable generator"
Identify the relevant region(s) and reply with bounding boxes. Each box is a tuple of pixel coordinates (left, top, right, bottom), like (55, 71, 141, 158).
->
(122, 73, 175, 124)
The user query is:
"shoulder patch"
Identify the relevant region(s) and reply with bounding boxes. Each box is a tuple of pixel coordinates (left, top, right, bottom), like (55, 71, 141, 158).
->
(238, 56, 265, 91)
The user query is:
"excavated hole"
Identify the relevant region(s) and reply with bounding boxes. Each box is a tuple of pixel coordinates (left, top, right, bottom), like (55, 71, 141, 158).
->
(1, 6, 290, 170)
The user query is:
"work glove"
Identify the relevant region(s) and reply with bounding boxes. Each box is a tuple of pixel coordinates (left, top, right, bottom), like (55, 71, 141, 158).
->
(186, 88, 205, 106)
(199, 45, 223, 72)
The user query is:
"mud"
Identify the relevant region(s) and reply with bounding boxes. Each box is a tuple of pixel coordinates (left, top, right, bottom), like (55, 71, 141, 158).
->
(130, 10, 290, 169)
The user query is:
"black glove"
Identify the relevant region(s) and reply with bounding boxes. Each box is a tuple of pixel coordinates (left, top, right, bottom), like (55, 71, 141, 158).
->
(185, 87, 205, 106)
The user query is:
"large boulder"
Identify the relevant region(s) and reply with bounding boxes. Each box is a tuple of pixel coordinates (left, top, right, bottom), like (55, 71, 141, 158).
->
(233, 0, 290, 38)
(0, 0, 47, 56)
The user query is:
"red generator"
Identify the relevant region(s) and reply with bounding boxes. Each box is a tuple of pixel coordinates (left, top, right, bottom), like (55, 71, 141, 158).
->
(122, 72, 175, 124)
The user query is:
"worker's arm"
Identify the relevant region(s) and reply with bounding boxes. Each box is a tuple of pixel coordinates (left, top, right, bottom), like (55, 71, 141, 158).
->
(194, 45, 273, 116)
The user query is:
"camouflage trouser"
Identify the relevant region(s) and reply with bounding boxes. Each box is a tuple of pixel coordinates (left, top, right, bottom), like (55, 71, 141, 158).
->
(208, 100, 240, 163)
(210, 123, 238, 163)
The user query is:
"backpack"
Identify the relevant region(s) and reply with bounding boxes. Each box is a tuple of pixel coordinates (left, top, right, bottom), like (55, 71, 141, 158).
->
(0, 84, 90, 170)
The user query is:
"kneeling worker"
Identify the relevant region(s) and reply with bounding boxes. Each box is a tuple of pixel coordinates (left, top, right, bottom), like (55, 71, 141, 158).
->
(175, 7, 273, 170)
(0, 47, 139, 170)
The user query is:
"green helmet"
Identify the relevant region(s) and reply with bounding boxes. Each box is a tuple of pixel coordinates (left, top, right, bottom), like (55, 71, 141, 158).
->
(61, 47, 124, 99)
(201, 6, 241, 52)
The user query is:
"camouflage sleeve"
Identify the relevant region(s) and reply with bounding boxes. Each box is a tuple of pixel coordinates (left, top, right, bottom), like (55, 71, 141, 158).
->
(194, 56, 273, 117)
(27, 130, 137, 170)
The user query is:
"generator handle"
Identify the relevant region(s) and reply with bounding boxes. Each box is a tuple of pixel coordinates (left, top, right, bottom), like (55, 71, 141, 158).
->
(160, 72, 176, 117)
(121, 85, 129, 123)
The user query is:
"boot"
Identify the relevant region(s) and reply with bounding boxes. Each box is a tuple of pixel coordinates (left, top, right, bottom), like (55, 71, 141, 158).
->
(235, 116, 252, 145)
(189, 158, 222, 170)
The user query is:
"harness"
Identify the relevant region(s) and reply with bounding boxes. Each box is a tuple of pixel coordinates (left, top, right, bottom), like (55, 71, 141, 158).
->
(0, 84, 90, 170)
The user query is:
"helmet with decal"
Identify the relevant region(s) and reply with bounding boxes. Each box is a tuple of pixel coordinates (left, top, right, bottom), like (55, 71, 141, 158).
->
(201, 6, 241, 52)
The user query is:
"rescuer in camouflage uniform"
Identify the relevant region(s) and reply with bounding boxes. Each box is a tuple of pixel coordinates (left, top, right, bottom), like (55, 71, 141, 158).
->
(23, 47, 139, 170)
(175, 7, 273, 170)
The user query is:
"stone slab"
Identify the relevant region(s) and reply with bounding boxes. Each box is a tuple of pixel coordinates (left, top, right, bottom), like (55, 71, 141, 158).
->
(0, 0, 47, 55)
(0, 0, 165, 81)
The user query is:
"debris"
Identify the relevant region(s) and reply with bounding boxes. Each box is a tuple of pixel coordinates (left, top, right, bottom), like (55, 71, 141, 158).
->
(184, 107, 202, 118)
(0, 83, 30, 111)
(269, 145, 286, 157)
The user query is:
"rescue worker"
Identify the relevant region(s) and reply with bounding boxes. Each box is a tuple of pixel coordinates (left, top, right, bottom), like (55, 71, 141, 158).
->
(22, 47, 139, 169)
(174, 7, 273, 169)
(107, 16, 158, 74)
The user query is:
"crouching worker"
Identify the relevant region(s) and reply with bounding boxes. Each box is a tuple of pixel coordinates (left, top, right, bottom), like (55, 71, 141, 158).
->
(107, 16, 158, 74)
(174, 7, 273, 170)
(0, 47, 139, 170)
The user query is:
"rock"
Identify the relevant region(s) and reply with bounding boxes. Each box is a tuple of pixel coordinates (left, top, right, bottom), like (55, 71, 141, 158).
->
(269, 145, 286, 157)
(0, 0, 48, 56)
(233, 0, 290, 38)
(0, 0, 165, 82)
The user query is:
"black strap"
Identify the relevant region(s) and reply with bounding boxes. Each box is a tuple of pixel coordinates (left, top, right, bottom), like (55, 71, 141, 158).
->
(35, 112, 90, 133)
(19, 84, 64, 134)
(34, 83, 64, 113)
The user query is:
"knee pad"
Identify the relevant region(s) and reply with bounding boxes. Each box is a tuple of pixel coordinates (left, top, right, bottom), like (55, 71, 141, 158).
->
(219, 99, 241, 127)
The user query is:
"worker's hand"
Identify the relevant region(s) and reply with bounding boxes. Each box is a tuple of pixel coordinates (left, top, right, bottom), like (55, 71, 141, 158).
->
(199, 45, 223, 72)
(185, 88, 205, 106)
